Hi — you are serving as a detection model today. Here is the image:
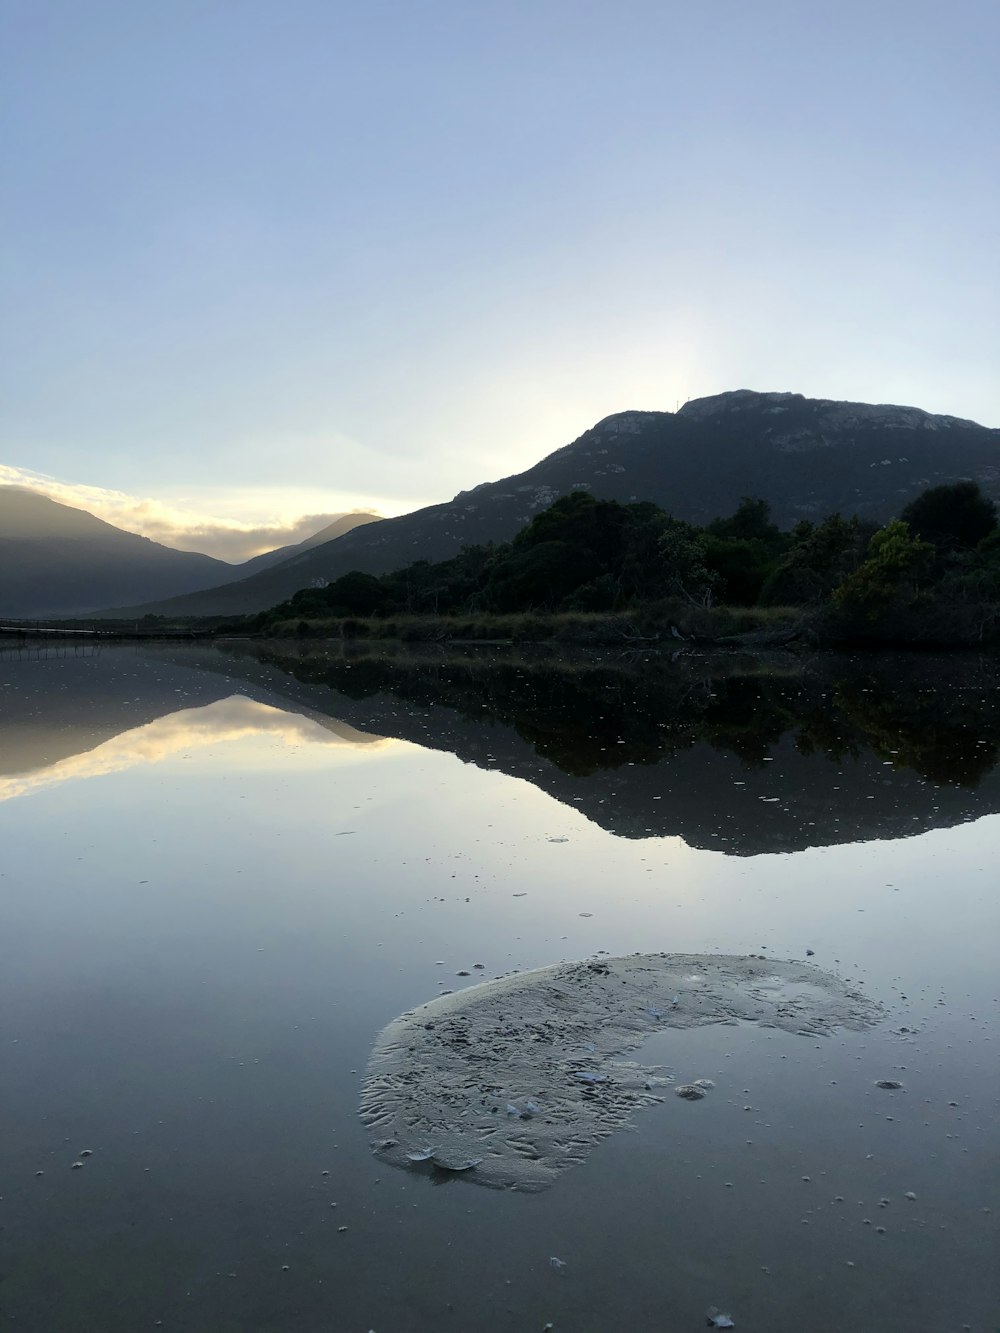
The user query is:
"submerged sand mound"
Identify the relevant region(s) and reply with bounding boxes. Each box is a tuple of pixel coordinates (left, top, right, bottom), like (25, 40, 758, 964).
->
(360, 952, 882, 1191)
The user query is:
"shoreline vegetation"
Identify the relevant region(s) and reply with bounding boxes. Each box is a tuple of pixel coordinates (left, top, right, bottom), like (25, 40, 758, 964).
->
(13, 481, 1000, 651)
(236, 481, 1000, 650)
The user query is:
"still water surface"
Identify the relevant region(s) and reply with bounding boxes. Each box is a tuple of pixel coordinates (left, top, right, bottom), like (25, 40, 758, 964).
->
(1, 642, 997, 1332)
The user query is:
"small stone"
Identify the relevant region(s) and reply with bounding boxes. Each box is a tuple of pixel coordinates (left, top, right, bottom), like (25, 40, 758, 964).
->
(875, 1080, 904, 1090)
(337, 1225, 349, 1233)
(71, 1161, 84, 1170)
(676, 1084, 706, 1101)
(904, 1191, 917, 1200)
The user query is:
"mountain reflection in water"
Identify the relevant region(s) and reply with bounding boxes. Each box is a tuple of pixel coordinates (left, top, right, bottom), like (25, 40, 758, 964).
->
(5, 640, 999, 855)
(0, 694, 387, 804)
(205, 642, 1000, 856)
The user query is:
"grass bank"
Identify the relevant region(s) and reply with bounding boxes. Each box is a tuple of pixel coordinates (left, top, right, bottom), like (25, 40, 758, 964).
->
(257, 603, 804, 647)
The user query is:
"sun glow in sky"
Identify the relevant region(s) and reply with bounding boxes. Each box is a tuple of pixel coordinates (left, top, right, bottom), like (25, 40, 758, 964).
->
(2, 0, 997, 554)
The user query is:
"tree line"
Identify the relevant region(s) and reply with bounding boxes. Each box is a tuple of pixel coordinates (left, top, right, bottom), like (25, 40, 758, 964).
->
(250, 481, 1000, 642)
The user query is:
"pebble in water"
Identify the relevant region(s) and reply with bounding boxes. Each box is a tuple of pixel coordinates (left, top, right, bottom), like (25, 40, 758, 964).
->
(706, 1308, 736, 1329)
(875, 1079, 904, 1090)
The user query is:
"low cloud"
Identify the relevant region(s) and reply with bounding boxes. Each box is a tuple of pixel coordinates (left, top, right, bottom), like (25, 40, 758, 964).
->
(0, 464, 379, 562)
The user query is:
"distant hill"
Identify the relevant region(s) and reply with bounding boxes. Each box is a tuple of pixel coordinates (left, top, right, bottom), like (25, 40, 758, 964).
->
(0, 489, 381, 619)
(0, 487, 238, 618)
(106, 389, 1000, 618)
(235, 511, 381, 576)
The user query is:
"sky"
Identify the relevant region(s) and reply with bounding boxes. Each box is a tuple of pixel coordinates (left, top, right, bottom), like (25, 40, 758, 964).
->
(2, 0, 998, 560)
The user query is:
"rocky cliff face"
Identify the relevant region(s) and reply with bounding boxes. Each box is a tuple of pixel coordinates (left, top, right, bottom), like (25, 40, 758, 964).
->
(111, 389, 1000, 617)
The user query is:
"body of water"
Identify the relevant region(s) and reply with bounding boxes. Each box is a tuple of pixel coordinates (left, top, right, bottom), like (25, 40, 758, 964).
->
(1, 642, 997, 1331)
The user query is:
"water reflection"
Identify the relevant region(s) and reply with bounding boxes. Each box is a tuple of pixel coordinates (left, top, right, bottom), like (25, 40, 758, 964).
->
(0, 695, 386, 803)
(2, 641, 997, 1333)
(5, 639, 1000, 853)
(209, 642, 1000, 854)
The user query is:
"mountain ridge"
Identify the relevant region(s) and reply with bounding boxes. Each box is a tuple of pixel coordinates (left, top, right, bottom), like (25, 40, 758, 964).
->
(111, 388, 1000, 618)
(0, 487, 236, 618)
(0, 487, 379, 618)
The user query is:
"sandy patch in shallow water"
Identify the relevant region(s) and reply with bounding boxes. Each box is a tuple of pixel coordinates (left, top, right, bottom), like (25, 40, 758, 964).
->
(360, 953, 882, 1191)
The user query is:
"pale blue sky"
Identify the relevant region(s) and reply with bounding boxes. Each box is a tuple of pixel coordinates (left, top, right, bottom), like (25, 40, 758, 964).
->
(2, 0, 998, 555)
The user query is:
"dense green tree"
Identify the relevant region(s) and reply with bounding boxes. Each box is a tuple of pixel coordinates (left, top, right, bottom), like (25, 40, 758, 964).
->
(657, 519, 719, 606)
(900, 481, 997, 552)
(833, 520, 934, 619)
(702, 535, 776, 605)
(514, 491, 628, 565)
(708, 496, 783, 548)
(934, 530, 1000, 603)
(321, 570, 390, 616)
(251, 482, 1000, 636)
(486, 540, 599, 611)
(760, 514, 868, 606)
(702, 498, 787, 603)
(563, 572, 623, 611)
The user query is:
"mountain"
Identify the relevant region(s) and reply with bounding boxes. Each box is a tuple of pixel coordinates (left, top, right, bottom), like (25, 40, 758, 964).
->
(234, 511, 381, 576)
(0, 487, 238, 618)
(0, 489, 382, 619)
(106, 389, 1000, 618)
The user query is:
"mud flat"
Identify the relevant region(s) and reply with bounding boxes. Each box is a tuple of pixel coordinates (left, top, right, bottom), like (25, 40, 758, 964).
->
(360, 952, 883, 1191)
